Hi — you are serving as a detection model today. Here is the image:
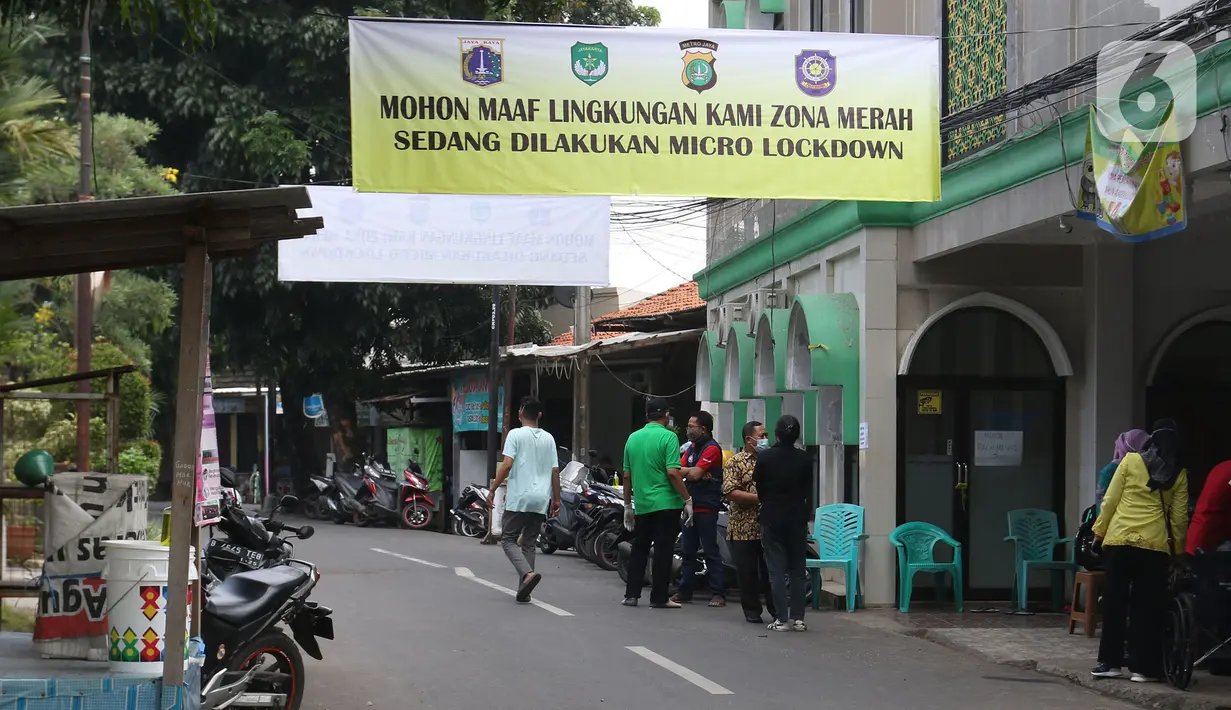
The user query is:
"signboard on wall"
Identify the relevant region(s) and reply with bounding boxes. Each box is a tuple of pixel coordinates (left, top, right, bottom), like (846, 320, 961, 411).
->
(349, 19, 941, 201)
(450, 370, 505, 432)
(974, 430, 1023, 467)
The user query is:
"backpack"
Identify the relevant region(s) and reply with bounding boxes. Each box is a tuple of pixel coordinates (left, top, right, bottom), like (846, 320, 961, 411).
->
(1075, 504, 1103, 571)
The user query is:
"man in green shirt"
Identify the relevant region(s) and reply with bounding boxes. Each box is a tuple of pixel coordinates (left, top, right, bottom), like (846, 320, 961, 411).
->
(622, 398, 693, 608)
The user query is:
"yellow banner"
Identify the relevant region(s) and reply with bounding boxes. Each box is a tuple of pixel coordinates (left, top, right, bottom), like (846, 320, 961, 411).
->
(1076, 104, 1187, 241)
(349, 19, 941, 201)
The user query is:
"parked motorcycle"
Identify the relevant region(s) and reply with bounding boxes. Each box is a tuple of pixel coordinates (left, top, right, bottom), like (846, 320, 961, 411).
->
(329, 466, 366, 524)
(352, 456, 405, 528)
(400, 462, 435, 530)
(300, 475, 339, 520)
(204, 477, 315, 584)
(451, 484, 490, 538)
(200, 552, 333, 710)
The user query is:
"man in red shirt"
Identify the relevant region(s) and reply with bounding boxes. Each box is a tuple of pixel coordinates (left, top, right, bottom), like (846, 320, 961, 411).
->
(671, 411, 726, 606)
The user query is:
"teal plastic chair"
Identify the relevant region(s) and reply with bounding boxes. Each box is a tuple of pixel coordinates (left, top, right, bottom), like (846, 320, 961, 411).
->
(806, 504, 866, 611)
(1006, 508, 1076, 612)
(889, 522, 963, 613)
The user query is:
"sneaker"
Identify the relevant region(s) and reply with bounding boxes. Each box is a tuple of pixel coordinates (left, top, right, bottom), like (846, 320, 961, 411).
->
(621, 597, 638, 607)
(767, 620, 791, 632)
(792, 620, 807, 632)
(1130, 673, 1161, 683)
(650, 600, 682, 609)
(1090, 664, 1123, 678)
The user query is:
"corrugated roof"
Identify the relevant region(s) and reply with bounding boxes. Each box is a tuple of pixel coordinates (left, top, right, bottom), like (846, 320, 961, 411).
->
(390, 328, 703, 378)
(548, 329, 623, 346)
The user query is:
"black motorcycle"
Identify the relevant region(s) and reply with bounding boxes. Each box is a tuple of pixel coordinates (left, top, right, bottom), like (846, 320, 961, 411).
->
(451, 484, 490, 538)
(351, 456, 407, 527)
(300, 475, 339, 520)
(200, 556, 333, 710)
(329, 466, 366, 524)
(204, 480, 315, 584)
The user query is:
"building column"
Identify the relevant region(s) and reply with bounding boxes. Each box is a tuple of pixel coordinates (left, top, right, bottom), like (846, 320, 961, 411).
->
(1075, 242, 1135, 521)
(860, 228, 900, 606)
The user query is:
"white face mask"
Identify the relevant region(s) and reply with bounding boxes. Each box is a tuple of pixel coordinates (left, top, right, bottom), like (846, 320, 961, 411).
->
(757, 437, 770, 450)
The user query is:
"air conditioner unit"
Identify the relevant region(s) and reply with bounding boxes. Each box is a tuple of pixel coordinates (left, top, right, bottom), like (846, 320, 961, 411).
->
(746, 289, 779, 336)
(716, 303, 744, 346)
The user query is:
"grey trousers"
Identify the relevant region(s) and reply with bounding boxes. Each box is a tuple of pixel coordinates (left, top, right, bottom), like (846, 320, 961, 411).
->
(501, 510, 546, 579)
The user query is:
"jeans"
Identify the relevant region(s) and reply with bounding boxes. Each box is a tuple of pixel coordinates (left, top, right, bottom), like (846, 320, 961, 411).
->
(676, 510, 724, 600)
(500, 511, 545, 580)
(731, 539, 776, 620)
(625, 508, 683, 605)
(762, 520, 809, 623)
(1097, 545, 1170, 676)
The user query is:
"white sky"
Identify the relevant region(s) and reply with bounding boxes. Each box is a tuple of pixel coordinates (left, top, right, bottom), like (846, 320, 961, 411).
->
(652, 0, 710, 30)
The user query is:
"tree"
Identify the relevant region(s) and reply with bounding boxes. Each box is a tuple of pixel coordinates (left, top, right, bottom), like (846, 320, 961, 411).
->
(0, 20, 74, 204)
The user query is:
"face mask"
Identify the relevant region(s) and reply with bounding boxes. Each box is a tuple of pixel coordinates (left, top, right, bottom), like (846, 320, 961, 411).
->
(756, 437, 770, 450)
(687, 426, 701, 440)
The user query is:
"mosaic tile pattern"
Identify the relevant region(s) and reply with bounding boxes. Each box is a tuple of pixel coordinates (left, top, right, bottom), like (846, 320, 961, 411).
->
(945, 0, 1007, 162)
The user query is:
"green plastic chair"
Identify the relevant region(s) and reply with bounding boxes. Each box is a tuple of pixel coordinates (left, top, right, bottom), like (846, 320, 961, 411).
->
(1006, 508, 1075, 612)
(889, 522, 963, 613)
(805, 504, 866, 611)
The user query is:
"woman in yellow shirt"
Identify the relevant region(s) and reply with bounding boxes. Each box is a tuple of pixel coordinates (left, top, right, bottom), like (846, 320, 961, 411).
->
(1091, 420, 1188, 683)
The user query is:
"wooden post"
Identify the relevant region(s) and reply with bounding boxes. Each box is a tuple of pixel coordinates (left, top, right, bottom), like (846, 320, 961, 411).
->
(105, 373, 120, 474)
(162, 242, 210, 688)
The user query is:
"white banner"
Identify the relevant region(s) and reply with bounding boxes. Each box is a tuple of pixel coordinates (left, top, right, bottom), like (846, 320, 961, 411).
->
(279, 186, 611, 286)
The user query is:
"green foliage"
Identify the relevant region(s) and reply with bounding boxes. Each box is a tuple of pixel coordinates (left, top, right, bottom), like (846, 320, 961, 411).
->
(0, 19, 73, 204)
(240, 111, 310, 185)
(118, 439, 161, 489)
(17, 112, 178, 204)
(94, 271, 178, 373)
(38, 415, 105, 462)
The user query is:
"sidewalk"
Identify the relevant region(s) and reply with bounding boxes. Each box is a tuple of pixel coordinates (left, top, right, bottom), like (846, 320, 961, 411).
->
(841, 607, 1231, 710)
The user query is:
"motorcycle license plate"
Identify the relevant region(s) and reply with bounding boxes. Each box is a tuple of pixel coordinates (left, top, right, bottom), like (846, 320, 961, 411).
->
(208, 539, 264, 568)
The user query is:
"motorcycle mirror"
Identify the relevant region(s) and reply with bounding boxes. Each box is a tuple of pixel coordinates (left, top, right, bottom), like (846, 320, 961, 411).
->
(298, 525, 316, 540)
(278, 494, 300, 511)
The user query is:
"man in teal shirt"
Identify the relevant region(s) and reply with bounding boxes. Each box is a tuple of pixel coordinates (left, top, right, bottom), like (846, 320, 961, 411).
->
(621, 397, 693, 608)
(489, 396, 560, 602)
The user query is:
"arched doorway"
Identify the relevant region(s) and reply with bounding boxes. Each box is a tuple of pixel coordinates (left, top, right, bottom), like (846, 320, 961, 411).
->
(897, 302, 1068, 603)
(1147, 320, 1231, 496)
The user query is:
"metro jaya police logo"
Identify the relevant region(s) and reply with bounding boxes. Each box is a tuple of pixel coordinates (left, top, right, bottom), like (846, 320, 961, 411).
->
(679, 39, 718, 94)
(571, 42, 608, 85)
(460, 38, 503, 87)
(796, 50, 836, 97)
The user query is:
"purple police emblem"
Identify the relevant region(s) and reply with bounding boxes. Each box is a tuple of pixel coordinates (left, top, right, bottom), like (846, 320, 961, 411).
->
(796, 50, 836, 98)
(461, 38, 504, 88)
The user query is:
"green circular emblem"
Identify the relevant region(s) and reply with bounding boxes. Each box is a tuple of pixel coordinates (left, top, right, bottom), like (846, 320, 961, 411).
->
(686, 58, 712, 86)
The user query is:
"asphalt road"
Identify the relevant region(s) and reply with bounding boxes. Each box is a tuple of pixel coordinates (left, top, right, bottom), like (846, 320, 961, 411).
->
(288, 519, 1134, 710)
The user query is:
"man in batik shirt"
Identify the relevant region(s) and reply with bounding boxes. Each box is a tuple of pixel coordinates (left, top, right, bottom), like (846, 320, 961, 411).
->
(722, 420, 777, 623)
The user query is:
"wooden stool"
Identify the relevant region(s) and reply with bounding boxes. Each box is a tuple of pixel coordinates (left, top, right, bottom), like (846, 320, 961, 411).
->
(1068, 570, 1105, 637)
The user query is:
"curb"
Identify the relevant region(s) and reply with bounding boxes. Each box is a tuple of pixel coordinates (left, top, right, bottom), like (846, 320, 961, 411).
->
(838, 615, 1231, 710)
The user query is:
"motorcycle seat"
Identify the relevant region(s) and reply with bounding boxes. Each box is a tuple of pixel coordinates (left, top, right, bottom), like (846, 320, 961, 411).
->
(206, 565, 309, 626)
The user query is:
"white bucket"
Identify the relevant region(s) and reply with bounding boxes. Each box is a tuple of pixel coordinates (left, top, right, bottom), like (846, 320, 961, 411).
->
(101, 540, 198, 676)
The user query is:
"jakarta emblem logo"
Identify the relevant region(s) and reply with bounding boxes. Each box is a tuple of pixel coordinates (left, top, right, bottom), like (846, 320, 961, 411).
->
(460, 38, 504, 87)
(679, 39, 719, 93)
(796, 50, 836, 97)
(571, 42, 609, 85)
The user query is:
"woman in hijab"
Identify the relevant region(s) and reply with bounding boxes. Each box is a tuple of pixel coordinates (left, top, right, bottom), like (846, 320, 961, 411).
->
(1091, 419, 1189, 683)
(1096, 429, 1150, 512)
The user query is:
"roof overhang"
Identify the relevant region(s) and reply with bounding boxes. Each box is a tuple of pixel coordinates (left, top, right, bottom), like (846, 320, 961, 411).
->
(0, 187, 322, 280)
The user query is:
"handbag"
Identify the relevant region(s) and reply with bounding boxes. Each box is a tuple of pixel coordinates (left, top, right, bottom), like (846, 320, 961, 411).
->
(1075, 504, 1103, 570)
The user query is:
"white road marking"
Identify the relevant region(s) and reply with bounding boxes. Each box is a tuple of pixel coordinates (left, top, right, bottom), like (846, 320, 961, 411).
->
(369, 547, 446, 568)
(625, 646, 734, 695)
(454, 567, 574, 617)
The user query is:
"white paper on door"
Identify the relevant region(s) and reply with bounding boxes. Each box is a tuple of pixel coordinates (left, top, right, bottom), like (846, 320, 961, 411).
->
(974, 430, 1023, 467)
